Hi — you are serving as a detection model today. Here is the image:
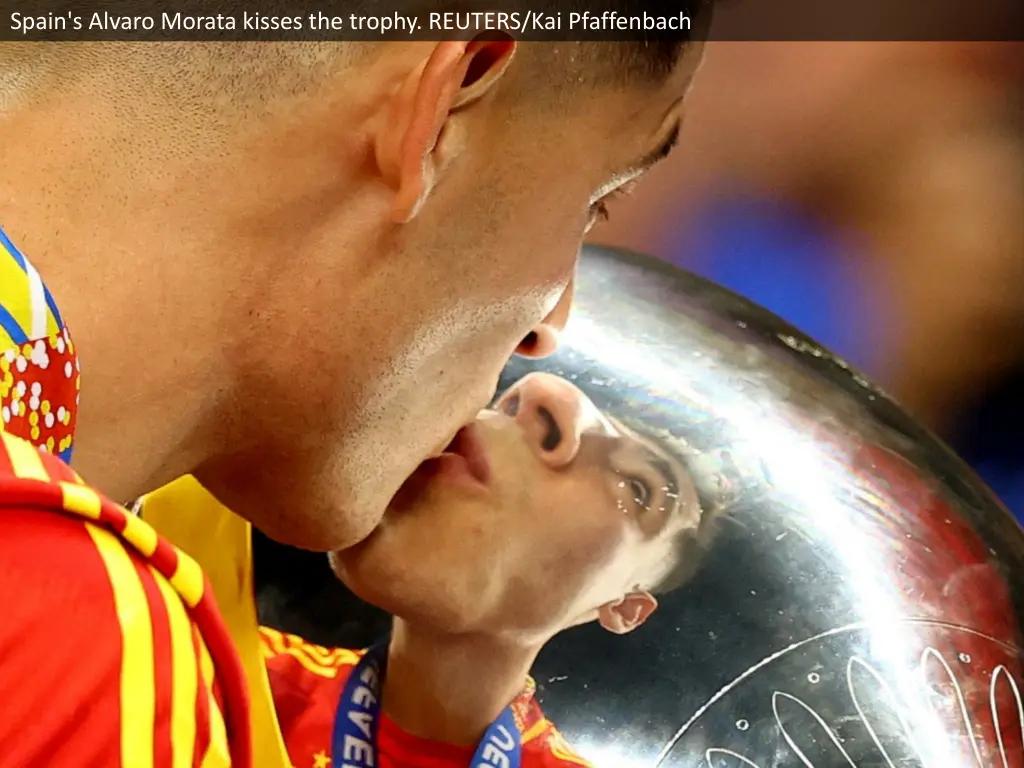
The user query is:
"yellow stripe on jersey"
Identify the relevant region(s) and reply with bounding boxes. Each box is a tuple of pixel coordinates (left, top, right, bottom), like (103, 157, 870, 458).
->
(123, 512, 160, 558)
(153, 567, 199, 768)
(169, 549, 205, 609)
(258, 626, 286, 652)
(66, 480, 175, 594)
(0, 430, 49, 481)
(258, 627, 361, 678)
(198, 639, 232, 768)
(277, 645, 361, 678)
(59, 481, 102, 520)
(520, 719, 549, 744)
(86, 524, 156, 768)
(547, 729, 595, 767)
(143, 476, 289, 768)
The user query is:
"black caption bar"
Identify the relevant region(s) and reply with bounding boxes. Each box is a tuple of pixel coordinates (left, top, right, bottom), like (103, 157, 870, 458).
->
(0, 0, 1019, 42)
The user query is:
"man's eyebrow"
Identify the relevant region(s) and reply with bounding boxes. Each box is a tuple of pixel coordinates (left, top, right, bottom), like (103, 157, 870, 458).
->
(632, 119, 682, 174)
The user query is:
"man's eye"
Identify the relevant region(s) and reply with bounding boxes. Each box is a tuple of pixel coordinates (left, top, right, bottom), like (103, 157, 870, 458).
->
(587, 179, 640, 230)
(585, 200, 611, 232)
(628, 476, 651, 511)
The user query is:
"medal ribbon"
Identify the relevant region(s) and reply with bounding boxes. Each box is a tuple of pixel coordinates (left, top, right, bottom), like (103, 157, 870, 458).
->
(332, 642, 522, 768)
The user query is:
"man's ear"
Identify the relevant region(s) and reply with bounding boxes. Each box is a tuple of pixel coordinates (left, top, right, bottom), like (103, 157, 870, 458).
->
(375, 37, 516, 224)
(597, 591, 658, 635)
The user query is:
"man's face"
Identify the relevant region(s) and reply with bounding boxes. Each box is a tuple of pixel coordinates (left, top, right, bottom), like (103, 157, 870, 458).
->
(205, 43, 704, 552)
(331, 372, 702, 638)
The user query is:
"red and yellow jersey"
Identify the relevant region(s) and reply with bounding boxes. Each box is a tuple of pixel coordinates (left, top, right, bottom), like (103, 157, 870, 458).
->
(259, 627, 592, 768)
(0, 226, 79, 463)
(0, 431, 253, 768)
(140, 478, 293, 767)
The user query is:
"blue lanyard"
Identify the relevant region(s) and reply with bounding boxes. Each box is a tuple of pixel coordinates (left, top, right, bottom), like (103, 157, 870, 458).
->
(332, 643, 522, 768)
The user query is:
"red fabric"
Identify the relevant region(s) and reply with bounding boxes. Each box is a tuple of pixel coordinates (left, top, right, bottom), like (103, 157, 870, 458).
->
(0, 507, 126, 767)
(260, 628, 592, 768)
(0, 434, 252, 768)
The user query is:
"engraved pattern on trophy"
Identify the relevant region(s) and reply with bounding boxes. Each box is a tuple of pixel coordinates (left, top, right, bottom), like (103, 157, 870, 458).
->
(656, 622, 1024, 768)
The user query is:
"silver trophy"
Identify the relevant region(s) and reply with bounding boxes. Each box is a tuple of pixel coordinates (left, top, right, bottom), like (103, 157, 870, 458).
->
(501, 246, 1024, 768)
(256, 245, 1024, 767)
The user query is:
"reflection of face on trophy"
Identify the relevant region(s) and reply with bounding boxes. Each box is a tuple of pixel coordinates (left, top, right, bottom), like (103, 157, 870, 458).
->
(332, 368, 709, 641)
(259, 246, 1024, 768)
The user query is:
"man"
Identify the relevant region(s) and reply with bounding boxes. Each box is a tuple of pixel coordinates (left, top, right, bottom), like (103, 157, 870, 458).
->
(263, 372, 710, 767)
(0, 13, 709, 767)
(0, 30, 704, 549)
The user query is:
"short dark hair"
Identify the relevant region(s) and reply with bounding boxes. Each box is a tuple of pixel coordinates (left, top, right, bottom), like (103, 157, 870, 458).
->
(651, 504, 716, 595)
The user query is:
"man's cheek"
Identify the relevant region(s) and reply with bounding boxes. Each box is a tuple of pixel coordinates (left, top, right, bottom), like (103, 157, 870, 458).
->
(525, 223, 586, 286)
(519, 191, 585, 242)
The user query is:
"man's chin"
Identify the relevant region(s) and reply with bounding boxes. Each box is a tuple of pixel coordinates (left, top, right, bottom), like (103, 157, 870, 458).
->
(196, 462, 389, 553)
(327, 546, 405, 616)
(327, 524, 381, 568)
(253, 509, 378, 552)
(252, 517, 334, 552)
(326, 549, 349, 580)
(326, 548, 368, 595)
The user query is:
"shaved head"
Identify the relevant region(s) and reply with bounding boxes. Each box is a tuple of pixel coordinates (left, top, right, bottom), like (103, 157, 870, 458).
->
(0, 41, 349, 111)
(0, 0, 711, 116)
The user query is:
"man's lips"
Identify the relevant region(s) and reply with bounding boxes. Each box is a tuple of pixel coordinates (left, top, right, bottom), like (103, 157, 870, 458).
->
(389, 423, 492, 512)
(439, 423, 491, 486)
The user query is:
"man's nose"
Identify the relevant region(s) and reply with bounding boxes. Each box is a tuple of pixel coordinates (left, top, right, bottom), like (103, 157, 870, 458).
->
(515, 273, 575, 359)
(497, 372, 601, 469)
